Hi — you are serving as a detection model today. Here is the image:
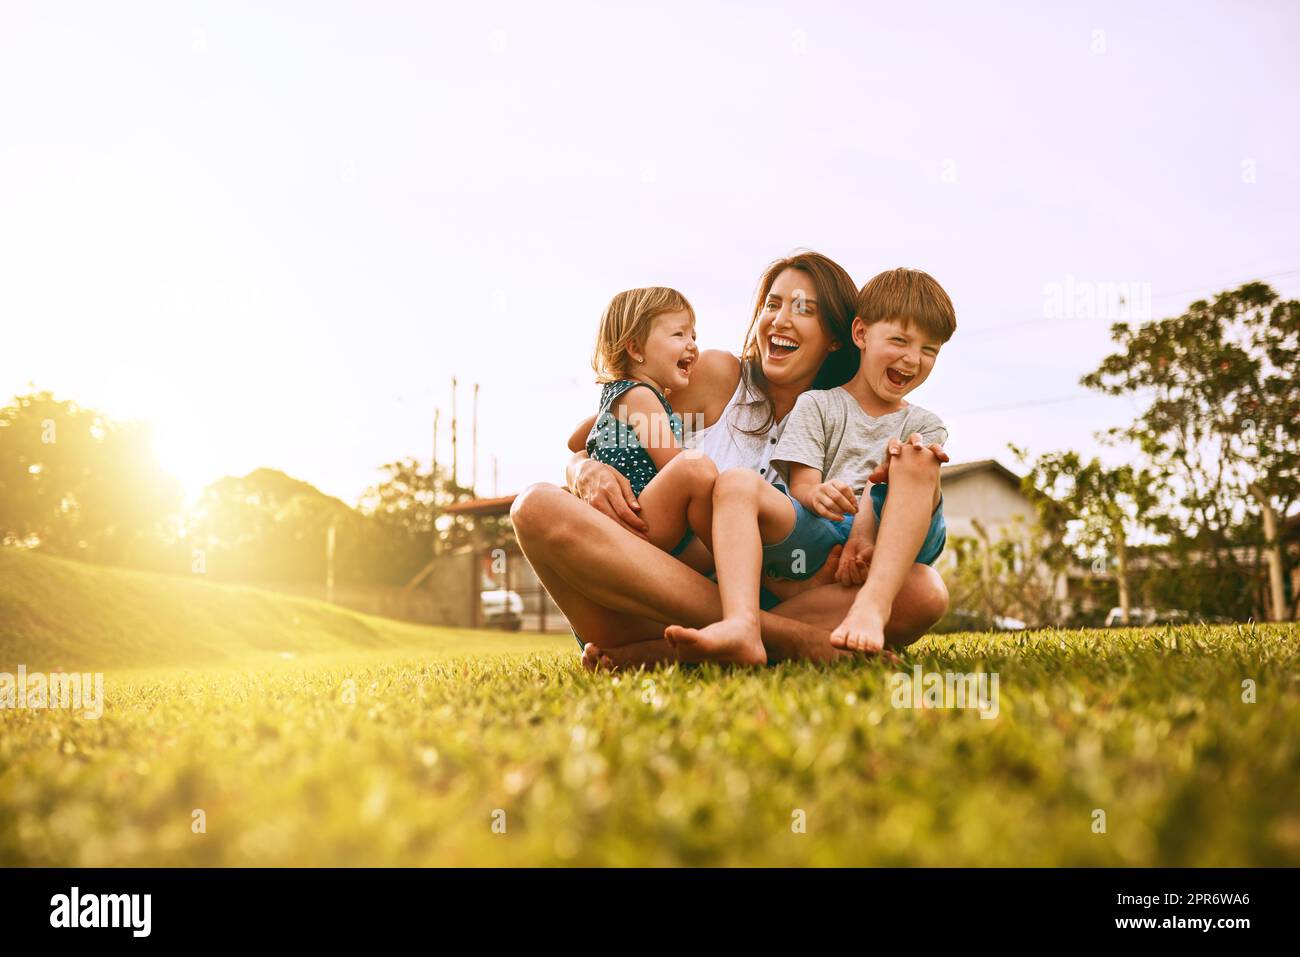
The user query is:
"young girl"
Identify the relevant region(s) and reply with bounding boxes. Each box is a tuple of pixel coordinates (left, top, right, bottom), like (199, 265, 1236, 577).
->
(576, 286, 719, 573)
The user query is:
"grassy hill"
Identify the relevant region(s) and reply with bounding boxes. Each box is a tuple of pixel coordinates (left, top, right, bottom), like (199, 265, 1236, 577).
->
(0, 547, 567, 670)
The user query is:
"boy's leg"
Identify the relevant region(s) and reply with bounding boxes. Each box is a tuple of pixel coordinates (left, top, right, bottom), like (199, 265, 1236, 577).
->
(664, 468, 795, 665)
(833, 443, 942, 653)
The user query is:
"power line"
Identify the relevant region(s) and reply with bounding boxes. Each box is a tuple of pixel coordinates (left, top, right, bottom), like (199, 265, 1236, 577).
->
(952, 393, 1098, 416)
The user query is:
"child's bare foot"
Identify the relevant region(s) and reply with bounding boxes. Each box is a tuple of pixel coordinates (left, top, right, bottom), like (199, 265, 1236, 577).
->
(830, 602, 887, 654)
(664, 619, 767, 666)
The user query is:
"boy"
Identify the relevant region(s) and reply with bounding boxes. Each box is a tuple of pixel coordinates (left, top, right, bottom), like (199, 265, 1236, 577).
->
(664, 267, 955, 663)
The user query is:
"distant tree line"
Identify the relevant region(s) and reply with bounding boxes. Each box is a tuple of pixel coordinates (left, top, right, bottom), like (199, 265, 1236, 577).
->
(0, 391, 497, 588)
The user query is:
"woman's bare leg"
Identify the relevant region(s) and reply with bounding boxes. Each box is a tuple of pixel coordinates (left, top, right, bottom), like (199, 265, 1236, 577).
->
(511, 483, 948, 668)
(590, 562, 947, 670)
(510, 483, 830, 656)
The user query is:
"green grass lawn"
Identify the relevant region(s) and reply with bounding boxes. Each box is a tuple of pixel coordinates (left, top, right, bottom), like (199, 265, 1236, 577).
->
(1, 549, 1297, 865)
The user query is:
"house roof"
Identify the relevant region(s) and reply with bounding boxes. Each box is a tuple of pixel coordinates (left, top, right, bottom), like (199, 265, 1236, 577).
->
(940, 458, 1023, 487)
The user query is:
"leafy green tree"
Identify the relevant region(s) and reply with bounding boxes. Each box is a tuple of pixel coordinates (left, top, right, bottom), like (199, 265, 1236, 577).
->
(1015, 449, 1159, 625)
(358, 458, 509, 558)
(1081, 283, 1299, 620)
(0, 391, 181, 565)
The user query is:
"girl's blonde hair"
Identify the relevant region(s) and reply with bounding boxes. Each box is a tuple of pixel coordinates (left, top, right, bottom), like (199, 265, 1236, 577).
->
(592, 286, 695, 383)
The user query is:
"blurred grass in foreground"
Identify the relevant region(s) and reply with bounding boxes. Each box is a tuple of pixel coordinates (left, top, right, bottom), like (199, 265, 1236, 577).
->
(3, 617, 1296, 865)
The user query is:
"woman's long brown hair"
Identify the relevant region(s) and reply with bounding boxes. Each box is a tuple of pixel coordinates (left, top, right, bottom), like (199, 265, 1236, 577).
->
(736, 251, 859, 435)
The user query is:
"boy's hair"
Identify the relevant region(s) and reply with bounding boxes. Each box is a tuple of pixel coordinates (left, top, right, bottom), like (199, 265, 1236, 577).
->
(592, 286, 695, 383)
(737, 250, 860, 435)
(855, 268, 956, 343)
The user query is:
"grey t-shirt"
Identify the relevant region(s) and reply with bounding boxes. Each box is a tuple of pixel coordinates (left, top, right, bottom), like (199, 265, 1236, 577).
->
(770, 387, 948, 493)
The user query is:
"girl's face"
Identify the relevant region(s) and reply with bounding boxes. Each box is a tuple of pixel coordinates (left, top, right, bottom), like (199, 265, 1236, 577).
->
(755, 268, 838, 387)
(632, 308, 697, 394)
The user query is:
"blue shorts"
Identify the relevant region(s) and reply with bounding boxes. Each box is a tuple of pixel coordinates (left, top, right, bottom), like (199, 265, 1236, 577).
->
(869, 483, 947, 566)
(760, 488, 855, 581)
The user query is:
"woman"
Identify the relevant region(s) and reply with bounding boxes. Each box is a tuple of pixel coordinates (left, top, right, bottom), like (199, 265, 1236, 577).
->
(510, 251, 950, 668)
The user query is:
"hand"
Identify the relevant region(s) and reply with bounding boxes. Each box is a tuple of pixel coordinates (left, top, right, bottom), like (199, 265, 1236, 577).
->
(807, 480, 859, 520)
(572, 459, 649, 537)
(867, 433, 950, 484)
(835, 537, 874, 587)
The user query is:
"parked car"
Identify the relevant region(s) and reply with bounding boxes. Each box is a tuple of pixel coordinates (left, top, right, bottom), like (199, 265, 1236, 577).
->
(1103, 607, 1192, 628)
(481, 589, 524, 630)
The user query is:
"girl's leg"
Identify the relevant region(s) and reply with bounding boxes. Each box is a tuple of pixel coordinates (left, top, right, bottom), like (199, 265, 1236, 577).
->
(633, 451, 717, 574)
(832, 443, 943, 653)
(663, 468, 795, 665)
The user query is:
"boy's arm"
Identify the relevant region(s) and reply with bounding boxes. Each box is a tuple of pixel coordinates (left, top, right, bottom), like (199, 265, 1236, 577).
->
(786, 463, 858, 520)
(836, 489, 877, 586)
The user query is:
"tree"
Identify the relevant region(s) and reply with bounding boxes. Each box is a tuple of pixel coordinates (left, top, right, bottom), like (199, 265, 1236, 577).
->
(1015, 448, 1159, 625)
(1081, 283, 1299, 621)
(358, 457, 508, 557)
(0, 391, 181, 565)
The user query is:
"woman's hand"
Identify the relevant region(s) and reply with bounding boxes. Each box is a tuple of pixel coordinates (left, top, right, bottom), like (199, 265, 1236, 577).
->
(570, 458, 650, 537)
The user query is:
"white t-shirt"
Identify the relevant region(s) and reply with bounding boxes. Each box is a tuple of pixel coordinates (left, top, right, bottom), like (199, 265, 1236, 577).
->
(688, 377, 786, 485)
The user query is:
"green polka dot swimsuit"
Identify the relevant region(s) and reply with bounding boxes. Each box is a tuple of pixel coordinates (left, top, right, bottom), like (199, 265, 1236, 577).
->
(586, 379, 683, 496)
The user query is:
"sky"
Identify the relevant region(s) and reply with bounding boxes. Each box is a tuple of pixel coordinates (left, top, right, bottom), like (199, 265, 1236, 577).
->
(2, 0, 1297, 505)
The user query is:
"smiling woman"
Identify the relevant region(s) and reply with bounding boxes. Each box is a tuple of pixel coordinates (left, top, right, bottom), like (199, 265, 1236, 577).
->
(510, 251, 953, 670)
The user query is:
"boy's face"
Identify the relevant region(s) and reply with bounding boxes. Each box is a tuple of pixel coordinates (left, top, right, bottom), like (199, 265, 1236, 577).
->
(853, 317, 942, 401)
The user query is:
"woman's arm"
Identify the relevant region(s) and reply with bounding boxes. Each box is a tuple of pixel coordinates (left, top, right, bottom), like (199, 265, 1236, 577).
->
(565, 450, 649, 536)
(567, 414, 598, 454)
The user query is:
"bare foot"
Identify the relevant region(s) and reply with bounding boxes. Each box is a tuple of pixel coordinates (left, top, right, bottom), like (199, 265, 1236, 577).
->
(830, 602, 886, 654)
(664, 618, 767, 666)
(580, 642, 615, 672)
(582, 640, 681, 671)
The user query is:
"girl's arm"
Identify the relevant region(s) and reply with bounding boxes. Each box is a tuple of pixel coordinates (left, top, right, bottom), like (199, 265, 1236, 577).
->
(611, 386, 683, 471)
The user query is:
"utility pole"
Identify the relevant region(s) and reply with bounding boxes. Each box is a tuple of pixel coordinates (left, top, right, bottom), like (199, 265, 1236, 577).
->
(493, 456, 499, 498)
(432, 407, 440, 557)
(451, 377, 459, 492)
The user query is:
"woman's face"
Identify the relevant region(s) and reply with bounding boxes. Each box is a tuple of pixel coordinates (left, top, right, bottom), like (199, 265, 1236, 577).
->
(755, 268, 838, 387)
